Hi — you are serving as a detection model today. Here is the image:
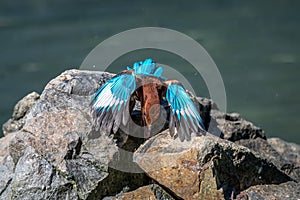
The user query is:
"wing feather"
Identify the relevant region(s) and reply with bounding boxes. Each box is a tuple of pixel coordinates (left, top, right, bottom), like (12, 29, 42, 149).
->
(165, 82, 205, 141)
(122, 100, 130, 126)
(91, 71, 136, 134)
(169, 114, 175, 137)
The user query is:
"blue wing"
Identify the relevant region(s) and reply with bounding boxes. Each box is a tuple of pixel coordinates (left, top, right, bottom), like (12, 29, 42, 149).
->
(127, 58, 164, 78)
(91, 71, 136, 134)
(165, 82, 205, 141)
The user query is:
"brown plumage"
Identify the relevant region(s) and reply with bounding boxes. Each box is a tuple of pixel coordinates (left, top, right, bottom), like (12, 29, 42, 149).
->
(91, 59, 205, 141)
(135, 75, 164, 138)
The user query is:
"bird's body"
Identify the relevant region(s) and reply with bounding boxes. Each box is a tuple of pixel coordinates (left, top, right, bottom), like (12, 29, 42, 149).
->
(135, 75, 164, 138)
(91, 58, 205, 141)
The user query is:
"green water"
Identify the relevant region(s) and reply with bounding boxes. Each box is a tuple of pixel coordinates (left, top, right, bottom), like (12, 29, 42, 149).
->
(1, 0, 299, 144)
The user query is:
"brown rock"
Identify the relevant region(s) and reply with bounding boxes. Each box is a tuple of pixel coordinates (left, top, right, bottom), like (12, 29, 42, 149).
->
(133, 130, 292, 199)
(104, 184, 175, 200)
(121, 186, 157, 200)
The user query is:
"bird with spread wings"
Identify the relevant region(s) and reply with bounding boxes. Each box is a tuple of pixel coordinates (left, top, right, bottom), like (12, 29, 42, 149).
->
(91, 58, 205, 141)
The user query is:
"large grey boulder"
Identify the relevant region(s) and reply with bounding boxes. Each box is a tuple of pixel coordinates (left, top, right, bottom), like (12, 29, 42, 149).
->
(0, 70, 147, 200)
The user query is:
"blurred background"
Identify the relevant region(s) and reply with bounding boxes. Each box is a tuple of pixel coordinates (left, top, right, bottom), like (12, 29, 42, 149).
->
(0, 0, 299, 143)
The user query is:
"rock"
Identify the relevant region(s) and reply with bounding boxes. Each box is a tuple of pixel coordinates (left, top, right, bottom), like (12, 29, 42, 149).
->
(9, 145, 79, 200)
(192, 97, 212, 131)
(238, 181, 300, 200)
(103, 184, 175, 200)
(268, 138, 300, 165)
(195, 97, 266, 141)
(12, 92, 40, 120)
(0, 70, 148, 200)
(213, 111, 266, 141)
(236, 138, 300, 182)
(0, 133, 15, 199)
(133, 130, 293, 200)
(2, 92, 40, 135)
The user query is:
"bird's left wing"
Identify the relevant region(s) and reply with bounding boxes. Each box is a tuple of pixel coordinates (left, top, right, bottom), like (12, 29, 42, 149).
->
(165, 80, 205, 141)
(91, 71, 136, 134)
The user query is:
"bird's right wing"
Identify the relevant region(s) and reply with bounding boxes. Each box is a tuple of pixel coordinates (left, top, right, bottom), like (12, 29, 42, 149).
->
(91, 71, 136, 134)
(165, 81, 205, 141)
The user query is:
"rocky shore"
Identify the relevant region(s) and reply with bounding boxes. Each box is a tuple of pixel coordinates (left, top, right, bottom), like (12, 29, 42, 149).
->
(1, 69, 299, 200)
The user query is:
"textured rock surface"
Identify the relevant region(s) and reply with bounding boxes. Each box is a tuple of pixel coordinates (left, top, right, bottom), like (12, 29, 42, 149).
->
(0, 70, 147, 200)
(133, 130, 293, 200)
(238, 181, 300, 200)
(2, 92, 40, 136)
(103, 184, 175, 200)
(0, 132, 15, 199)
(195, 97, 266, 142)
(237, 138, 300, 182)
(0, 69, 299, 200)
(268, 137, 300, 166)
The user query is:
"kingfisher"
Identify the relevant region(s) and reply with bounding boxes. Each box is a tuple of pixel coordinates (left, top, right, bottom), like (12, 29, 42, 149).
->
(91, 58, 205, 141)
